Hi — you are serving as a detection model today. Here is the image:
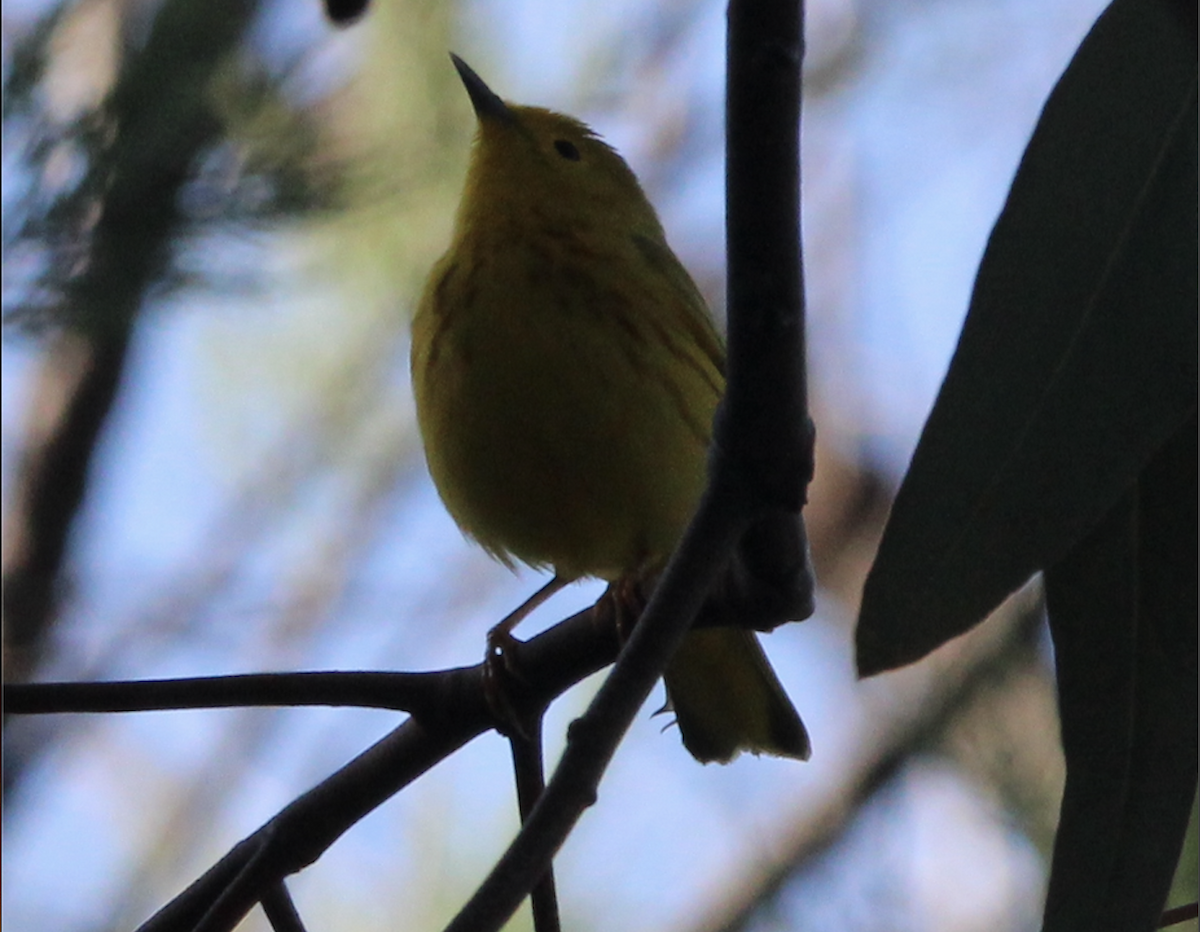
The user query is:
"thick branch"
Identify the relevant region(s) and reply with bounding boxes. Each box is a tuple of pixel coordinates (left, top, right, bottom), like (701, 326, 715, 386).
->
(723, 0, 809, 502)
(703, 0, 815, 635)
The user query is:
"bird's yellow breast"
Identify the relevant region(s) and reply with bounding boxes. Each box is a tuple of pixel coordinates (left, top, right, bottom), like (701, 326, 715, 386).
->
(411, 220, 722, 581)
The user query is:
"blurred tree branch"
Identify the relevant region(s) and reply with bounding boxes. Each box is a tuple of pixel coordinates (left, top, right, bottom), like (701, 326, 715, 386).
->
(0, 0, 359, 814)
(2, 0, 263, 684)
(2, 330, 128, 685)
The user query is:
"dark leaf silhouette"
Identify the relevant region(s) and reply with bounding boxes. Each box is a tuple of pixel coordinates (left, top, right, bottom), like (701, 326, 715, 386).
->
(857, 0, 1196, 675)
(1043, 413, 1197, 932)
(856, 0, 1197, 925)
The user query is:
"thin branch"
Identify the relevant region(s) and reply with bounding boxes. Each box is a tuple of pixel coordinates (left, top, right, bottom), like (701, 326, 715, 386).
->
(5, 671, 463, 717)
(509, 723, 561, 932)
(128, 605, 620, 932)
(135, 718, 472, 932)
(2, 585, 788, 719)
(261, 883, 309, 932)
(194, 827, 284, 932)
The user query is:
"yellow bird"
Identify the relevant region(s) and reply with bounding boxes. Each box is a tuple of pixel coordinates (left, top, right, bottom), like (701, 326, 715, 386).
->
(411, 55, 809, 763)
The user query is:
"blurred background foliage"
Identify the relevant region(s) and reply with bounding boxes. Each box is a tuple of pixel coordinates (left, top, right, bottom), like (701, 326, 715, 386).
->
(1, 1, 1194, 931)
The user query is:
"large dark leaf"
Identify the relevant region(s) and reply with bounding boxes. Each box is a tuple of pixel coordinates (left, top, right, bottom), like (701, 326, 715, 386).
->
(1041, 487, 1139, 931)
(1042, 413, 1197, 932)
(856, 0, 1197, 676)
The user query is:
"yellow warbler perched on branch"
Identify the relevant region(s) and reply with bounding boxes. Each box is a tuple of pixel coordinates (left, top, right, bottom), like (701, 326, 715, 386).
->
(411, 55, 809, 764)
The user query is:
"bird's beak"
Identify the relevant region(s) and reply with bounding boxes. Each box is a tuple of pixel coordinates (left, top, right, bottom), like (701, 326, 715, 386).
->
(450, 53, 515, 125)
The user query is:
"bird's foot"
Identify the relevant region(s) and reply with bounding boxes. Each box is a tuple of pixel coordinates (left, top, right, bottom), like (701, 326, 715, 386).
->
(482, 576, 567, 738)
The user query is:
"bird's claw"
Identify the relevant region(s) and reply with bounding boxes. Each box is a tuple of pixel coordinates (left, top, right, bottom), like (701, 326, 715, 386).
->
(483, 625, 534, 740)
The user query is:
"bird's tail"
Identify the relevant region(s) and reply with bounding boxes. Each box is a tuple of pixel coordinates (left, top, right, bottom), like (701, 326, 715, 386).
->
(663, 627, 810, 764)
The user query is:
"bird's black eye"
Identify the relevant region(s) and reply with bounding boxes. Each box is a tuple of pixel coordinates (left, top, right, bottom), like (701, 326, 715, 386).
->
(554, 139, 581, 161)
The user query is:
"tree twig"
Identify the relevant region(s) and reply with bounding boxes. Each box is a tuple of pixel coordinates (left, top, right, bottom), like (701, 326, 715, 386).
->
(120, 604, 618, 932)
(6, 670, 473, 717)
(510, 720, 561, 932)
(261, 883, 309, 932)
